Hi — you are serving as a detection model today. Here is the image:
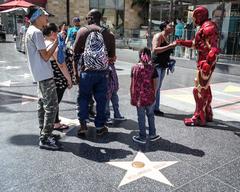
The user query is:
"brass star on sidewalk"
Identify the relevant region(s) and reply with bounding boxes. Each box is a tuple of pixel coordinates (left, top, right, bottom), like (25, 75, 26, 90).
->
(107, 152, 178, 187)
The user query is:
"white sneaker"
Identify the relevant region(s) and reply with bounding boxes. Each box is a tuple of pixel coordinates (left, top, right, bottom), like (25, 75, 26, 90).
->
(149, 135, 161, 142)
(132, 136, 146, 144)
(106, 118, 113, 124)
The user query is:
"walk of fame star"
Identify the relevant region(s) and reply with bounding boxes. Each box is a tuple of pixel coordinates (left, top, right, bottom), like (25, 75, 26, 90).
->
(107, 152, 178, 187)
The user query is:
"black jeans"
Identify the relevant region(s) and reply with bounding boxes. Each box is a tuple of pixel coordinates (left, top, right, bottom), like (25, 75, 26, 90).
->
(55, 88, 66, 123)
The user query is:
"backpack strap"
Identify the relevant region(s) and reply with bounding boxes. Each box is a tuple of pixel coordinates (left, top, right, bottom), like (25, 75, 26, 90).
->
(83, 25, 105, 34)
(99, 27, 106, 34)
(83, 25, 90, 32)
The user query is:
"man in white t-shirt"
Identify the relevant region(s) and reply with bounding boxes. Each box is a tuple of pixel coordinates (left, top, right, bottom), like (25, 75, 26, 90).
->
(25, 7, 62, 150)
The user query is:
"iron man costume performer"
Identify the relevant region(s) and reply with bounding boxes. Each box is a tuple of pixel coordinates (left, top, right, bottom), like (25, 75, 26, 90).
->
(176, 6, 220, 126)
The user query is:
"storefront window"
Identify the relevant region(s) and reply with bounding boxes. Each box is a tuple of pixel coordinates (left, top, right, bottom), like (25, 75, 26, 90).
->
(188, 2, 239, 60)
(227, 3, 240, 56)
(203, 2, 240, 58)
(90, 0, 125, 37)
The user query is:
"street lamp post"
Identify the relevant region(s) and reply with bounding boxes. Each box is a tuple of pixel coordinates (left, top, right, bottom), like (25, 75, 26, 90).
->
(148, 0, 152, 32)
(66, 0, 70, 25)
(169, 0, 173, 21)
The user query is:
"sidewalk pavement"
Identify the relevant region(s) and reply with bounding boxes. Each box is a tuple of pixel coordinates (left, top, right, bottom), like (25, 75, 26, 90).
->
(1, 39, 240, 192)
(116, 48, 240, 76)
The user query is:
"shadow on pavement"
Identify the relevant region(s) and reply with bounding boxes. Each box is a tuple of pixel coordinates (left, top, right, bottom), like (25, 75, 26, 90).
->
(0, 93, 22, 105)
(65, 131, 205, 159)
(8, 132, 205, 162)
(163, 113, 188, 121)
(0, 41, 15, 43)
(62, 142, 133, 162)
(113, 119, 139, 130)
(96, 131, 205, 157)
(163, 112, 240, 132)
(144, 138, 205, 157)
(8, 133, 133, 162)
(9, 134, 39, 146)
(0, 105, 17, 113)
(0, 89, 76, 108)
(66, 123, 205, 158)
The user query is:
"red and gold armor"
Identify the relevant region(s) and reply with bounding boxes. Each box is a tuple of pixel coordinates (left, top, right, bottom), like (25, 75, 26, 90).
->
(176, 6, 220, 126)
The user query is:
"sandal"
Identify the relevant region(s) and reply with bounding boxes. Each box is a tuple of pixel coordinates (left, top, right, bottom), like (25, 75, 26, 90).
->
(53, 124, 69, 130)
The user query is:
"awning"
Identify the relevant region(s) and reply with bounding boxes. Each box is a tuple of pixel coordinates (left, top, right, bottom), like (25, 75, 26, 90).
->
(0, 7, 28, 13)
(30, 0, 47, 3)
(4, 0, 47, 3)
(3, 0, 47, 7)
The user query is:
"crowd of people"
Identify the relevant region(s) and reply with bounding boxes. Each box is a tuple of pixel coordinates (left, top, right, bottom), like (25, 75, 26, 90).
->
(25, 6, 219, 150)
(25, 8, 127, 150)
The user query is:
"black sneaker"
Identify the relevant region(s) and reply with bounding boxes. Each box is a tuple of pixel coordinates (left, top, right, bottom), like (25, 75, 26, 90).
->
(154, 110, 164, 116)
(50, 133, 61, 140)
(132, 135, 146, 144)
(235, 132, 240, 137)
(39, 136, 62, 150)
(96, 126, 108, 136)
(113, 116, 127, 121)
(149, 135, 161, 142)
(50, 134, 63, 148)
(89, 110, 96, 118)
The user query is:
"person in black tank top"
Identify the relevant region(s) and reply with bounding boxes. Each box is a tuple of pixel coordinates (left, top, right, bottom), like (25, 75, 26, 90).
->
(152, 40, 173, 68)
(151, 21, 176, 116)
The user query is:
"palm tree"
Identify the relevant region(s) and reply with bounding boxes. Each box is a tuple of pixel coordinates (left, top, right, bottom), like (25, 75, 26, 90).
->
(66, 0, 70, 25)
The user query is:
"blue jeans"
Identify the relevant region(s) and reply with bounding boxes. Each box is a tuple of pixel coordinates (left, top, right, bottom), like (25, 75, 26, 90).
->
(137, 103, 156, 139)
(155, 67, 166, 111)
(105, 91, 122, 119)
(77, 71, 108, 128)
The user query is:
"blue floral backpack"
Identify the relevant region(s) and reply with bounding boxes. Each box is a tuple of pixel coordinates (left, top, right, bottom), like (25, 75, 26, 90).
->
(130, 64, 155, 107)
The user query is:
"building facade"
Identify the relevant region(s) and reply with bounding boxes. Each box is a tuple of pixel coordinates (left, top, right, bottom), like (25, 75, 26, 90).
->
(46, 0, 239, 59)
(47, 0, 144, 38)
(0, 0, 47, 33)
(1, 0, 239, 61)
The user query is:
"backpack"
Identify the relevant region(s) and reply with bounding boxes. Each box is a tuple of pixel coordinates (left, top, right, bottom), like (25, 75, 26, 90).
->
(82, 27, 108, 70)
(130, 64, 155, 107)
(107, 64, 119, 99)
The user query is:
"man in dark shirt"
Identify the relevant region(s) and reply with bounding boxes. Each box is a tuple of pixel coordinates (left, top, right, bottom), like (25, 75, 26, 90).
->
(73, 9, 116, 136)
